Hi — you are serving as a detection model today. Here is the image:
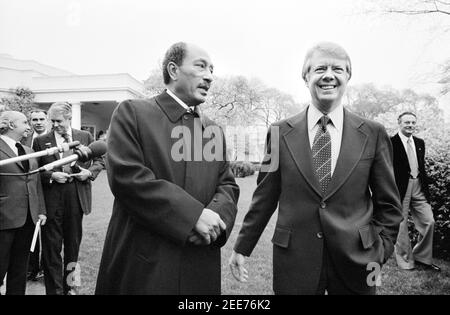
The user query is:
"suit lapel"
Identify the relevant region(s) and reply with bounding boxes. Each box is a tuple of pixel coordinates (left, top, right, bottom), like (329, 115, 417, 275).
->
(0, 138, 26, 171)
(283, 109, 322, 197)
(325, 110, 368, 200)
(0, 138, 16, 159)
(393, 133, 408, 164)
(44, 132, 60, 160)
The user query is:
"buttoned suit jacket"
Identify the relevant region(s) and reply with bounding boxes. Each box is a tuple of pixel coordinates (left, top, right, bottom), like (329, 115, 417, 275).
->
(234, 107, 403, 294)
(0, 139, 46, 230)
(32, 129, 104, 219)
(95, 91, 239, 295)
(390, 134, 430, 203)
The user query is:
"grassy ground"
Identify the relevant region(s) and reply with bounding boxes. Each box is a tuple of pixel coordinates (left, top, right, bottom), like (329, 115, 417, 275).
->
(5, 172, 449, 295)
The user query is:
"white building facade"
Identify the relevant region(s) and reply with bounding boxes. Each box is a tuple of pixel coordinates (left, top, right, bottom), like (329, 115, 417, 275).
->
(0, 53, 145, 138)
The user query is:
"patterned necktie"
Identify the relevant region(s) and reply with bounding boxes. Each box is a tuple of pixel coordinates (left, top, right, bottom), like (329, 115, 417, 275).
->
(61, 133, 72, 174)
(312, 116, 332, 194)
(15, 142, 30, 172)
(406, 138, 419, 178)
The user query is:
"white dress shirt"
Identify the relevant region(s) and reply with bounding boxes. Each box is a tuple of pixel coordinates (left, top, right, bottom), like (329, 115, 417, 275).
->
(307, 104, 344, 176)
(0, 135, 19, 156)
(398, 131, 418, 158)
(166, 88, 195, 112)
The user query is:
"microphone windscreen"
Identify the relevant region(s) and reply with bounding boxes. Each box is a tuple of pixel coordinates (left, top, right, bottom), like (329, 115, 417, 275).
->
(88, 141, 107, 157)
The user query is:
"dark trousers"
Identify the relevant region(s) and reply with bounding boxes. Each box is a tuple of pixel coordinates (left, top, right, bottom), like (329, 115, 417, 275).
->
(0, 213, 34, 295)
(42, 182, 83, 295)
(315, 243, 376, 295)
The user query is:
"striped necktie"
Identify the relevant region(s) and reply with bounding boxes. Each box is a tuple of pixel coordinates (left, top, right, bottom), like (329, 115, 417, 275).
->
(312, 116, 332, 194)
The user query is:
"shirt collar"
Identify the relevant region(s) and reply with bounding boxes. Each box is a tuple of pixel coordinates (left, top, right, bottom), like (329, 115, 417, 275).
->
(307, 103, 344, 132)
(54, 128, 72, 140)
(398, 131, 413, 144)
(33, 130, 47, 139)
(166, 88, 191, 111)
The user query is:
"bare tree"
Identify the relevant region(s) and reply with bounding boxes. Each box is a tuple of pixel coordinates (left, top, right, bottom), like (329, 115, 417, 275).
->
(366, 0, 450, 16)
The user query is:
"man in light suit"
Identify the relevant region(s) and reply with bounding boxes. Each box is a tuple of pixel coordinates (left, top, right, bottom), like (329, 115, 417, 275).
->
(0, 111, 47, 295)
(33, 102, 104, 295)
(391, 112, 440, 271)
(229, 42, 403, 295)
(95, 42, 239, 295)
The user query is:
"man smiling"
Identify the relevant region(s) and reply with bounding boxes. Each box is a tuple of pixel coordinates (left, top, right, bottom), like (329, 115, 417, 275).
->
(230, 42, 402, 295)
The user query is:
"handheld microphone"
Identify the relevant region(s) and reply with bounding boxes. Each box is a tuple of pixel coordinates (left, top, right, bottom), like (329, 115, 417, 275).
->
(37, 141, 106, 172)
(0, 141, 81, 167)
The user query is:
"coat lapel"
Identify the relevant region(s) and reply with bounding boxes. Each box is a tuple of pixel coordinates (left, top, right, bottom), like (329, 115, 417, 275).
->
(0, 137, 28, 171)
(283, 109, 322, 197)
(44, 132, 60, 160)
(0, 138, 16, 159)
(325, 110, 368, 200)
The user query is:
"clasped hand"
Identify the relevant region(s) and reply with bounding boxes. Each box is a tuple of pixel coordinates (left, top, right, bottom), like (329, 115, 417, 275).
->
(189, 208, 226, 246)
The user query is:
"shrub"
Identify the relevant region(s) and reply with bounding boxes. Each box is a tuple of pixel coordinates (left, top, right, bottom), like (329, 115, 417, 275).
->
(230, 161, 256, 178)
(426, 151, 450, 260)
(409, 150, 450, 260)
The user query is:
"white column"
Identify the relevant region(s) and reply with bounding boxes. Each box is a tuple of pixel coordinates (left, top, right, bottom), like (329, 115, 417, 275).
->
(71, 102, 82, 130)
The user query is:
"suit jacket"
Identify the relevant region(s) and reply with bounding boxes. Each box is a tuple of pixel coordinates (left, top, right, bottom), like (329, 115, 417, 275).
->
(21, 131, 47, 148)
(95, 92, 239, 295)
(0, 138, 46, 230)
(32, 129, 104, 219)
(234, 108, 403, 294)
(391, 133, 430, 203)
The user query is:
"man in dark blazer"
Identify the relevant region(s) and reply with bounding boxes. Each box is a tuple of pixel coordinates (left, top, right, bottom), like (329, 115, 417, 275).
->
(0, 111, 47, 295)
(95, 42, 239, 295)
(229, 42, 403, 295)
(21, 109, 48, 281)
(391, 112, 439, 271)
(33, 102, 104, 295)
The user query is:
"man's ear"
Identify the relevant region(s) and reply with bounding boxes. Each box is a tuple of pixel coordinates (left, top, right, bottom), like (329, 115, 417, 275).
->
(167, 62, 179, 82)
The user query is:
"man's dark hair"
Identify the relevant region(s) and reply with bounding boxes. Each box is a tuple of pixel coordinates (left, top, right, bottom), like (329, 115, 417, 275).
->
(29, 109, 47, 118)
(162, 42, 187, 85)
(398, 111, 417, 123)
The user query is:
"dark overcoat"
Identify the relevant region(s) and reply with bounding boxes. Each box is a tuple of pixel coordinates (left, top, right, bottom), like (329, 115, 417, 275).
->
(95, 92, 239, 295)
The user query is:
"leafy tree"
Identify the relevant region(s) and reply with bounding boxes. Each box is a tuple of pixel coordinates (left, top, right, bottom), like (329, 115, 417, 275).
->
(0, 87, 35, 116)
(143, 68, 165, 97)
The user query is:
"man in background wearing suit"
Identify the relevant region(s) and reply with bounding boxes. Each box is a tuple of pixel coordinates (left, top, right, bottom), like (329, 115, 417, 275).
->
(391, 112, 440, 271)
(33, 102, 104, 295)
(0, 111, 47, 295)
(22, 109, 48, 148)
(22, 109, 48, 281)
(229, 42, 403, 295)
(95, 42, 239, 295)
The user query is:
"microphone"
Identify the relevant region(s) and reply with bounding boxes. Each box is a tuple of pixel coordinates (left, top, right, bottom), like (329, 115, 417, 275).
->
(0, 141, 81, 167)
(37, 141, 106, 172)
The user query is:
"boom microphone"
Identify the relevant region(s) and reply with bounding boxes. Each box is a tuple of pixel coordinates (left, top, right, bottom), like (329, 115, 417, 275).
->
(37, 140, 106, 172)
(0, 141, 81, 167)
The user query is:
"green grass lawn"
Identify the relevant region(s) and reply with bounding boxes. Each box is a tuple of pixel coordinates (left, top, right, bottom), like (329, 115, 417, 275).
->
(22, 172, 450, 295)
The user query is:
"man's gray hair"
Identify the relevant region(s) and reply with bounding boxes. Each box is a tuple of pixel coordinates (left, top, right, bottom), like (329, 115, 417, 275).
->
(48, 102, 72, 119)
(301, 42, 352, 82)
